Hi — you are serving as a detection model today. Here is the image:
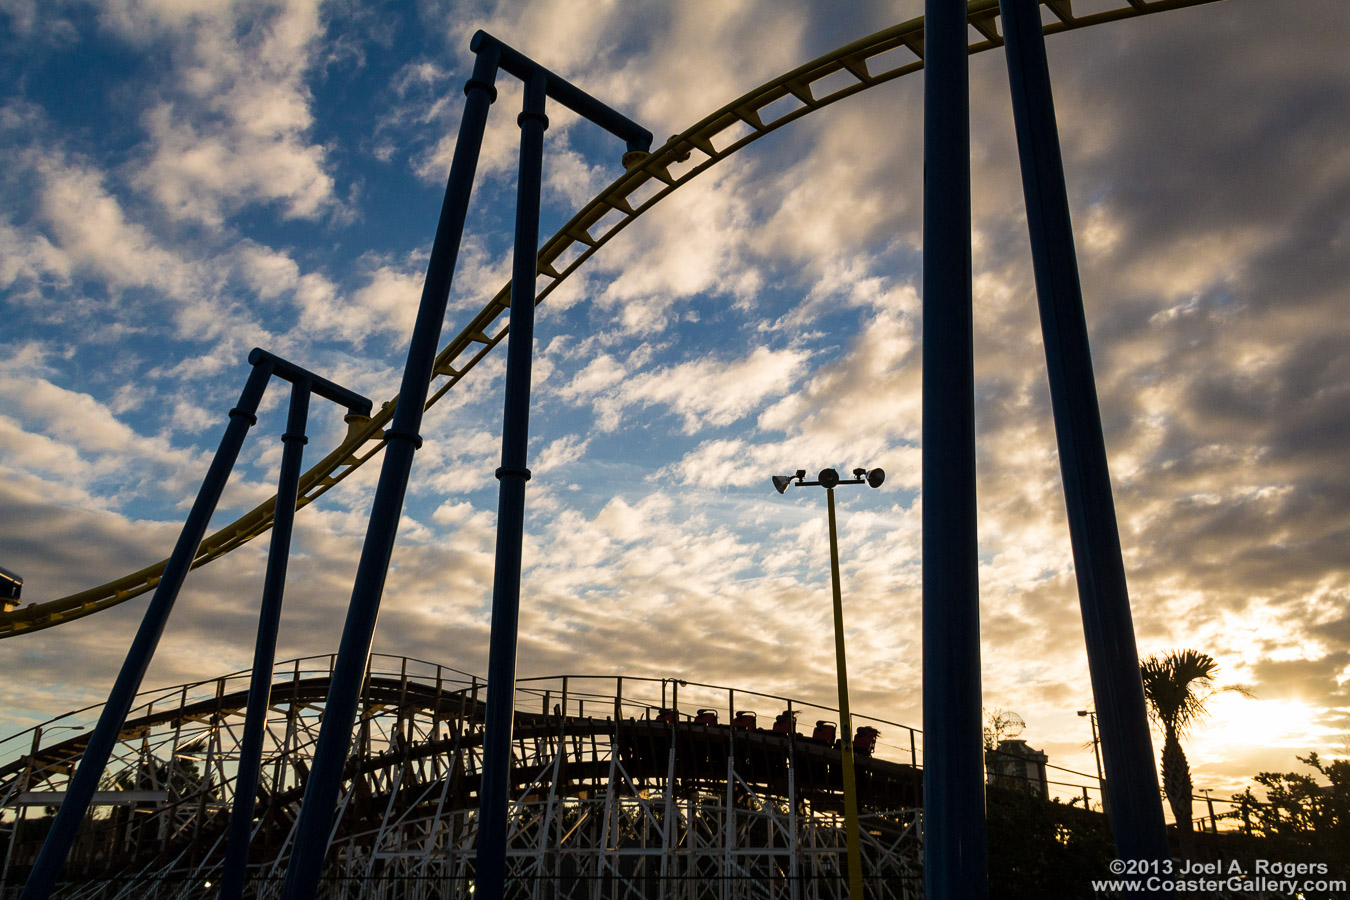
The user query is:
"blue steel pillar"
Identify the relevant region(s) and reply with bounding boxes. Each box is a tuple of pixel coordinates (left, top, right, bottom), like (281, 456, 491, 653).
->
(217, 381, 309, 900)
(218, 354, 370, 900)
(998, 0, 1173, 884)
(474, 68, 548, 899)
(456, 32, 648, 897)
(278, 47, 500, 900)
(921, 0, 989, 897)
(21, 359, 275, 900)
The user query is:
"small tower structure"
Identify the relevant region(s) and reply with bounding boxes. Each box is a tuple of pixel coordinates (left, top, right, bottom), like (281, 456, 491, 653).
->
(987, 738, 1050, 798)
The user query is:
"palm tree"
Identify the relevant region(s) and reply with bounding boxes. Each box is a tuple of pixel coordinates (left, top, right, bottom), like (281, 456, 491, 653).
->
(1139, 649, 1251, 844)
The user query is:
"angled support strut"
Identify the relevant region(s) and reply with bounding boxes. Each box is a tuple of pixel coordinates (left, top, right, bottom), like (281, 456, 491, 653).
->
(999, 0, 1173, 892)
(23, 355, 276, 900)
(278, 43, 504, 900)
(281, 31, 648, 899)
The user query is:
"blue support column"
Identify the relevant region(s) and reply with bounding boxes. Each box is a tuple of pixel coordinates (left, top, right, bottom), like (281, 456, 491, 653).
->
(217, 381, 310, 900)
(998, 0, 1173, 885)
(474, 68, 548, 899)
(215, 352, 368, 900)
(278, 47, 500, 900)
(921, 0, 989, 897)
(21, 360, 275, 900)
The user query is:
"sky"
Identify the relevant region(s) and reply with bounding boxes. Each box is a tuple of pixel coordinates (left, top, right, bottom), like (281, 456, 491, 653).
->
(1, 0, 1348, 812)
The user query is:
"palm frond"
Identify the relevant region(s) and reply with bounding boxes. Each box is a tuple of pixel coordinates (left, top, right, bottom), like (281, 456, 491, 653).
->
(1139, 649, 1224, 739)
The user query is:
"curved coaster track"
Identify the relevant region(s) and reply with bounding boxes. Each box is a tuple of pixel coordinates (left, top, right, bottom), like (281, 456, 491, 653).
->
(0, 656, 925, 899)
(0, 0, 1220, 639)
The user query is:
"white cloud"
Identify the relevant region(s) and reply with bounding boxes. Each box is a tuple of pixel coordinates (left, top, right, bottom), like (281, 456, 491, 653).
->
(0, 220, 70, 292)
(235, 242, 303, 300)
(581, 163, 765, 333)
(102, 0, 339, 226)
(34, 150, 204, 299)
(137, 104, 334, 226)
(533, 433, 589, 475)
(563, 344, 809, 434)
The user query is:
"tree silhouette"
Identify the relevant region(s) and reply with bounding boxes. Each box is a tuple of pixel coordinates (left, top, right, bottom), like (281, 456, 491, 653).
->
(1232, 751, 1350, 864)
(1139, 649, 1250, 851)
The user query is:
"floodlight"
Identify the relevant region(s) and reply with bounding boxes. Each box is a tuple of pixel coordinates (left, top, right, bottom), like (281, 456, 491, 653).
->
(818, 468, 840, 488)
(772, 475, 794, 494)
(866, 468, 885, 488)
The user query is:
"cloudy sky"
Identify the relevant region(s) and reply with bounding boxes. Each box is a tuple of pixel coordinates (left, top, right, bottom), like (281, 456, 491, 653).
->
(2, 0, 1348, 809)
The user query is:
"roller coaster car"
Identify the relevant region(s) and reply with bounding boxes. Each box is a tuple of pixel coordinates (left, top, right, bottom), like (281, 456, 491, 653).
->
(0, 565, 20, 612)
(655, 707, 677, 724)
(811, 720, 837, 743)
(853, 726, 880, 757)
(732, 710, 757, 729)
(693, 708, 718, 726)
(772, 710, 797, 734)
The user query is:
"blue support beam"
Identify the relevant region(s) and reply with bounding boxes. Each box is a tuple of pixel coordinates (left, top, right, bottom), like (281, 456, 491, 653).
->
(277, 30, 646, 896)
(218, 379, 310, 900)
(998, 0, 1173, 889)
(278, 45, 501, 900)
(474, 67, 548, 899)
(471, 31, 651, 154)
(21, 359, 275, 900)
(218, 356, 369, 900)
(921, 0, 989, 897)
(428, 33, 649, 897)
(247, 348, 372, 412)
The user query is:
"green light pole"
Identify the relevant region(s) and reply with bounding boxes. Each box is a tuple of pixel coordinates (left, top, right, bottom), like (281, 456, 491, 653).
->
(774, 465, 884, 899)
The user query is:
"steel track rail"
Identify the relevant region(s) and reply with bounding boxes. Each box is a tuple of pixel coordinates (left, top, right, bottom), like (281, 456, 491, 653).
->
(0, 0, 1221, 638)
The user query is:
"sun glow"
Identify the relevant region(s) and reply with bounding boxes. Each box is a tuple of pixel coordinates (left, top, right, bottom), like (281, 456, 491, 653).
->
(1186, 695, 1326, 792)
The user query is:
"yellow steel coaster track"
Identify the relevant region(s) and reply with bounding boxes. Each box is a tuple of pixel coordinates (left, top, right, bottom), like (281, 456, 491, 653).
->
(1, 0, 1220, 638)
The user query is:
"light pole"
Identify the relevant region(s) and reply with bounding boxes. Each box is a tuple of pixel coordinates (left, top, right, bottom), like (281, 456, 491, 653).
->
(773, 465, 884, 899)
(1078, 709, 1108, 817)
